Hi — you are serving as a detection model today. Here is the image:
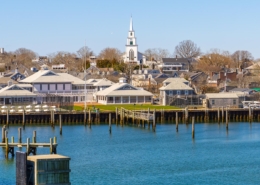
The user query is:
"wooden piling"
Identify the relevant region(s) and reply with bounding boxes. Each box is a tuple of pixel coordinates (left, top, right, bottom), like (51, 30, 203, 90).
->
(249, 106, 252, 123)
(217, 107, 220, 123)
(109, 113, 111, 134)
(32, 131, 36, 143)
(222, 106, 224, 122)
(84, 109, 86, 126)
(18, 127, 22, 143)
(26, 138, 30, 154)
(22, 109, 25, 127)
(5, 137, 9, 158)
(192, 116, 195, 139)
(226, 107, 228, 129)
(153, 109, 156, 131)
(2, 126, 5, 143)
(116, 107, 118, 125)
(88, 109, 91, 127)
(176, 112, 178, 132)
(59, 114, 62, 135)
(11, 136, 14, 143)
(185, 107, 189, 123)
(6, 109, 9, 126)
(50, 138, 53, 154)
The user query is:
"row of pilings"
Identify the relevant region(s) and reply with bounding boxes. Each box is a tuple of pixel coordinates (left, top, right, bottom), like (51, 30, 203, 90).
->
(0, 107, 258, 126)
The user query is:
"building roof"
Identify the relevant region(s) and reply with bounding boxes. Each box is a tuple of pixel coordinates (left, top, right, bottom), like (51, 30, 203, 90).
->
(229, 88, 254, 92)
(0, 84, 36, 97)
(0, 77, 17, 85)
(93, 78, 114, 86)
(27, 154, 70, 161)
(20, 70, 85, 84)
(162, 77, 189, 83)
(205, 93, 238, 99)
(160, 78, 192, 90)
(96, 82, 153, 96)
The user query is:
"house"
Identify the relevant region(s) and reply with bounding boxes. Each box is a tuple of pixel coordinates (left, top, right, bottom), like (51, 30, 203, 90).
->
(19, 69, 91, 103)
(205, 93, 239, 108)
(159, 57, 196, 74)
(95, 78, 153, 105)
(0, 84, 36, 105)
(0, 69, 26, 88)
(229, 88, 256, 95)
(85, 78, 114, 91)
(159, 78, 195, 105)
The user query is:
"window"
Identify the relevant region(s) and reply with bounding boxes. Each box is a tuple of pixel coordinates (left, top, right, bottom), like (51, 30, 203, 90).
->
(130, 41, 133, 45)
(48, 84, 50, 90)
(130, 32, 132, 36)
(177, 91, 181, 95)
(185, 90, 189, 95)
(129, 49, 134, 60)
(63, 84, 65, 90)
(40, 84, 42, 91)
(233, 99, 236, 105)
(212, 100, 215, 105)
(169, 90, 173, 95)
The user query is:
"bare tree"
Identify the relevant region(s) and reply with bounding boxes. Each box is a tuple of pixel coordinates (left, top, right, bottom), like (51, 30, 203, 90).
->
(13, 48, 38, 67)
(144, 48, 170, 61)
(49, 51, 81, 71)
(77, 46, 95, 59)
(232, 50, 254, 68)
(174, 40, 201, 58)
(98, 47, 122, 61)
(195, 49, 235, 73)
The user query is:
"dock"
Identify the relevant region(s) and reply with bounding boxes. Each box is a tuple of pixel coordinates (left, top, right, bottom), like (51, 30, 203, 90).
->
(0, 127, 57, 158)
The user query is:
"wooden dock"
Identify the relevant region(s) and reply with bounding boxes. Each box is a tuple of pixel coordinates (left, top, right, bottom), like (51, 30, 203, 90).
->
(117, 107, 156, 131)
(0, 127, 57, 158)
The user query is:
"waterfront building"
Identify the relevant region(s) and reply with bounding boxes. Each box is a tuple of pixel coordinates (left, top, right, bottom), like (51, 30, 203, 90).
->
(19, 68, 92, 103)
(122, 17, 146, 65)
(95, 77, 153, 104)
(205, 93, 239, 108)
(159, 57, 196, 74)
(0, 83, 36, 105)
(159, 78, 196, 105)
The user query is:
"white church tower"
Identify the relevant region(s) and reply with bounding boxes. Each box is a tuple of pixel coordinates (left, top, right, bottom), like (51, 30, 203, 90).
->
(123, 17, 146, 65)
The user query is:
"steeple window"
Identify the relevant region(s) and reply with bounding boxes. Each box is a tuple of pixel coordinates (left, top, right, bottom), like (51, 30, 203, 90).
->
(129, 49, 134, 60)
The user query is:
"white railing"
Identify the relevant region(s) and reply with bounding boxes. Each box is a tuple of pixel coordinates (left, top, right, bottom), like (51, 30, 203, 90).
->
(34, 89, 97, 94)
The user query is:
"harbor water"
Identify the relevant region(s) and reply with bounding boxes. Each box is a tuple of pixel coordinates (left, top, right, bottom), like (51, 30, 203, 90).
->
(0, 122, 260, 184)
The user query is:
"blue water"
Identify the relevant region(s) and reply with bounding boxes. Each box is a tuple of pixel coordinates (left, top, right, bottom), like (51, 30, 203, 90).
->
(1, 122, 260, 185)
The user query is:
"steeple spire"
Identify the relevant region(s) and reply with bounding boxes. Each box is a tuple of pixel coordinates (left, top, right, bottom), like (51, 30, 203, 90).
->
(130, 16, 133, 31)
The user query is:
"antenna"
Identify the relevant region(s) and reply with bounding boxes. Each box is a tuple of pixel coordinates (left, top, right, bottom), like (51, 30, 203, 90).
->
(84, 40, 87, 111)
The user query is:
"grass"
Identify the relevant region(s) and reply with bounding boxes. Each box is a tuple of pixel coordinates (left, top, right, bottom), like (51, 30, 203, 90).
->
(73, 104, 179, 112)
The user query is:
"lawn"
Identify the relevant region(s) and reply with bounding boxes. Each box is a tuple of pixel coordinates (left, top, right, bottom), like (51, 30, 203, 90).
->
(74, 104, 179, 112)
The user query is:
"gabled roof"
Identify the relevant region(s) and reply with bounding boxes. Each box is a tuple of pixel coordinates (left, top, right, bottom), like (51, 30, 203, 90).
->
(205, 93, 238, 99)
(96, 83, 153, 96)
(160, 78, 192, 90)
(20, 70, 85, 84)
(93, 78, 114, 86)
(0, 84, 36, 97)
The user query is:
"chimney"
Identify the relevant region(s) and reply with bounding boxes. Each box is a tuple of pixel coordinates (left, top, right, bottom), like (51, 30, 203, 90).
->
(8, 80, 12, 87)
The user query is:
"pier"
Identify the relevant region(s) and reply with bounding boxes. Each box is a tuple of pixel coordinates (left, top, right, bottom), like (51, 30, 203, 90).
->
(0, 107, 258, 126)
(0, 127, 57, 158)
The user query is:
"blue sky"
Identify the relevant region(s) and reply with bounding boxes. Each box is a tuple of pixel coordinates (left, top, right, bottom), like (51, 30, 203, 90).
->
(0, 0, 259, 58)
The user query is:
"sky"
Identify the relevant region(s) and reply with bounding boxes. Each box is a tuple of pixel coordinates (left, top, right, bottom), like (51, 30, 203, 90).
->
(0, 0, 259, 58)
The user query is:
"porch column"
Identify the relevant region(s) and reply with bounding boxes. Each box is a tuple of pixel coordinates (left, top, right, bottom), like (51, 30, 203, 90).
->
(136, 96, 138, 103)
(129, 96, 130, 103)
(144, 96, 146, 103)
(121, 96, 123, 104)
(113, 96, 115, 104)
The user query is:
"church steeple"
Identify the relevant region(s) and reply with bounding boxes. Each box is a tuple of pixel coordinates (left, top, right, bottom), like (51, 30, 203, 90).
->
(130, 16, 133, 31)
